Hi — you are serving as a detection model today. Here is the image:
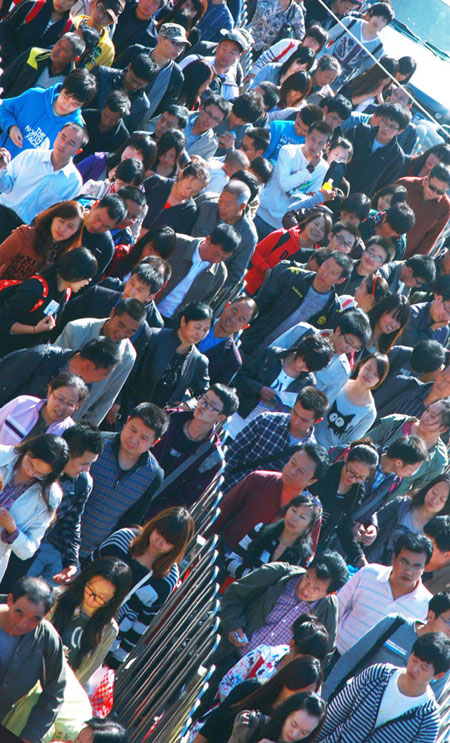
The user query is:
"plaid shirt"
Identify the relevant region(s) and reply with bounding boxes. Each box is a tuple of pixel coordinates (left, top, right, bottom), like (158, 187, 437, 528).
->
(223, 412, 316, 493)
(241, 576, 318, 655)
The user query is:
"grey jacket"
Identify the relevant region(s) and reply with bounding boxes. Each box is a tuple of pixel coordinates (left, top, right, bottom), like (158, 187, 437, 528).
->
(215, 562, 338, 662)
(192, 196, 257, 290)
(157, 235, 227, 312)
(0, 605, 66, 743)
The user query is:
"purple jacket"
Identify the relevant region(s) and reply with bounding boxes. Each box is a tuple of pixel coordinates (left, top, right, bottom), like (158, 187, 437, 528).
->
(0, 395, 74, 445)
(76, 151, 108, 184)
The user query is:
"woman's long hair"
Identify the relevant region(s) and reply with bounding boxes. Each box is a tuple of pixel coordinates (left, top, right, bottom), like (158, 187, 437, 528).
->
(179, 59, 215, 109)
(107, 133, 156, 172)
(251, 692, 326, 743)
(231, 657, 323, 715)
(296, 208, 333, 246)
(278, 46, 316, 82)
(51, 557, 132, 666)
(154, 129, 186, 177)
(411, 473, 450, 516)
(350, 351, 390, 391)
(114, 226, 176, 278)
(346, 56, 397, 98)
(14, 434, 69, 509)
(371, 183, 408, 209)
(32, 201, 84, 259)
(244, 495, 322, 570)
(409, 144, 450, 177)
(368, 292, 411, 353)
(278, 71, 312, 108)
(130, 507, 194, 577)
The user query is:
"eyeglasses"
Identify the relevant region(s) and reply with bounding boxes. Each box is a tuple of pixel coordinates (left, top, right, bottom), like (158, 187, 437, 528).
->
(342, 334, 361, 352)
(241, 143, 255, 152)
(366, 248, 385, 264)
(397, 557, 424, 572)
(344, 462, 368, 482)
(428, 180, 447, 196)
(23, 455, 50, 481)
(198, 395, 223, 414)
(335, 233, 354, 251)
(381, 117, 400, 132)
(203, 108, 224, 125)
(51, 393, 78, 411)
(85, 584, 113, 607)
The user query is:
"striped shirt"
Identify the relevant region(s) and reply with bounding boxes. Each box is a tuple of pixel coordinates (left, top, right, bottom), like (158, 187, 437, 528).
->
(337, 563, 431, 654)
(94, 528, 179, 668)
(222, 412, 316, 493)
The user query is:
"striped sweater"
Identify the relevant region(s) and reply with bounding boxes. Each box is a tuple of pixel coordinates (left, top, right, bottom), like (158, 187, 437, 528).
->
(93, 528, 179, 668)
(318, 663, 440, 743)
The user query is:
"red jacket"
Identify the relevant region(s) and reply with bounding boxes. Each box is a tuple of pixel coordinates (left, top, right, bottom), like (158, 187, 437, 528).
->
(244, 227, 301, 295)
(396, 176, 450, 257)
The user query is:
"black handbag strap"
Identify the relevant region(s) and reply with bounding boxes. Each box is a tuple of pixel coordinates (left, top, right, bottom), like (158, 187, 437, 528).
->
(328, 615, 406, 701)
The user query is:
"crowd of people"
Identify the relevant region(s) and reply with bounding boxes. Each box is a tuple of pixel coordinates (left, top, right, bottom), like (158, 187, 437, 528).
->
(0, 0, 450, 741)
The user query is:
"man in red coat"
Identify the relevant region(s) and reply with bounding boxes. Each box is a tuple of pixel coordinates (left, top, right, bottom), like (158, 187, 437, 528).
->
(396, 165, 450, 257)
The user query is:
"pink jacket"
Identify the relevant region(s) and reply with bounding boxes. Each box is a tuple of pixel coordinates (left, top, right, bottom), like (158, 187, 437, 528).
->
(0, 395, 74, 445)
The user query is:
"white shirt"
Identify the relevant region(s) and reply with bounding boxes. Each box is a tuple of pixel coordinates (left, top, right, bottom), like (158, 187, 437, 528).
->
(337, 563, 432, 654)
(0, 149, 82, 224)
(375, 668, 434, 728)
(158, 241, 209, 318)
(258, 143, 328, 229)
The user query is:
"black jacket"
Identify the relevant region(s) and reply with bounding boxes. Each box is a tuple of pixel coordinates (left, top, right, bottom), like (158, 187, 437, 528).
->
(142, 175, 197, 234)
(0, 46, 72, 98)
(0, 0, 72, 68)
(91, 66, 150, 131)
(121, 327, 210, 412)
(111, 2, 158, 57)
(78, 109, 129, 161)
(0, 344, 73, 406)
(235, 346, 315, 417)
(240, 264, 342, 355)
(345, 123, 405, 196)
(204, 336, 242, 385)
(115, 43, 184, 118)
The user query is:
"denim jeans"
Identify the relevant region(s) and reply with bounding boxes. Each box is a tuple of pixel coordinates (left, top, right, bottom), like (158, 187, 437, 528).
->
(27, 539, 64, 586)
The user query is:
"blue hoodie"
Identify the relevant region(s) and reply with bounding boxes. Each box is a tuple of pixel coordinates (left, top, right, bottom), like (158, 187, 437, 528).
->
(0, 84, 84, 159)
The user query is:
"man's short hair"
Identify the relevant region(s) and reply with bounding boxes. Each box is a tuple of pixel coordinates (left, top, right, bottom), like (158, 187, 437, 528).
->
(131, 263, 165, 294)
(250, 156, 273, 184)
(61, 121, 90, 147)
(316, 54, 341, 74)
(79, 337, 122, 369)
(327, 249, 353, 278)
(223, 179, 251, 207)
(230, 169, 259, 202)
(307, 120, 333, 140)
(337, 309, 372, 346)
(62, 423, 104, 458)
(308, 551, 348, 593)
(429, 591, 450, 618)
(434, 274, 450, 301)
(293, 334, 334, 372)
(366, 235, 395, 263)
(209, 223, 241, 254)
(229, 295, 259, 320)
(130, 53, 158, 82)
(114, 297, 146, 322)
(321, 94, 352, 121)
(386, 434, 430, 464)
(10, 576, 55, 615)
(254, 81, 279, 110)
(117, 185, 146, 208)
(410, 340, 446, 375)
(405, 255, 436, 284)
(202, 92, 230, 119)
(128, 402, 169, 439)
(62, 31, 86, 57)
(378, 102, 411, 130)
(296, 385, 329, 421)
(299, 103, 323, 126)
(425, 515, 450, 552)
(245, 126, 270, 152)
(430, 164, 450, 186)
(331, 220, 360, 245)
(163, 103, 189, 129)
(368, 1, 394, 22)
(341, 192, 371, 221)
(411, 632, 450, 675)
(393, 532, 433, 564)
(62, 68, 97, 105)
(232, 91, 265, 124)
(104, 89, 131, 116)
(385, 203, 415, 235)
(97, 193, 127, 224)
(210, 383, 239, 417)
(292, 614, 329, 661)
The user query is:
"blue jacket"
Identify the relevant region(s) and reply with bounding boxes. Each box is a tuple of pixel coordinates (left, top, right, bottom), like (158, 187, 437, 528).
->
(0, 84, 84, 158)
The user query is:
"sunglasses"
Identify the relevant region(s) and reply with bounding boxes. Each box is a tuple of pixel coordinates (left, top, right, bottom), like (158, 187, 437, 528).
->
(428, 180, 447, 196)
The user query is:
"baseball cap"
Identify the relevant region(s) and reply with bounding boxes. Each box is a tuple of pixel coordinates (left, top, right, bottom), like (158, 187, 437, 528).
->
(159, 23, 191, 47)
(101, 0, 125, 23)
(218, 28, 247, 52)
